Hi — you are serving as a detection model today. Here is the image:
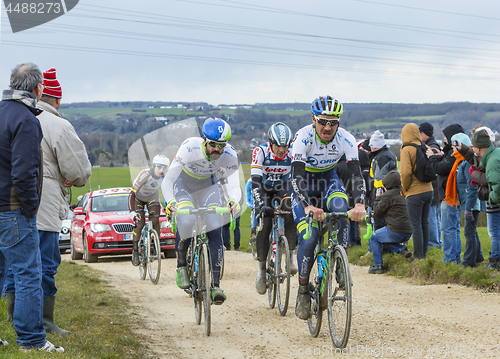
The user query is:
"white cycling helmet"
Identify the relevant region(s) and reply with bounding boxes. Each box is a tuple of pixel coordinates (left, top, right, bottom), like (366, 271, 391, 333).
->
(152, 155, 170, 168)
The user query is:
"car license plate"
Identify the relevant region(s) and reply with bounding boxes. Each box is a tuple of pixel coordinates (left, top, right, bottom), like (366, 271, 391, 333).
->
(124, 233, 132, 241)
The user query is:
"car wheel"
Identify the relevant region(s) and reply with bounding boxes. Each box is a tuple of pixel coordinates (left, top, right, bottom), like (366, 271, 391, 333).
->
(83, 232, 98, 263)
(70, 236, 83, 260)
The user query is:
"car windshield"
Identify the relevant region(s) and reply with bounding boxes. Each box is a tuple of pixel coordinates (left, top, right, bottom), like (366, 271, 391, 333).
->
(91, 194, 129, 213)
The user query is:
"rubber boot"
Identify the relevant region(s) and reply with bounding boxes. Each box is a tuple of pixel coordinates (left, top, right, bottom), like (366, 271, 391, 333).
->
(6, 292, 14, 323)
(43, 296, 70, 335)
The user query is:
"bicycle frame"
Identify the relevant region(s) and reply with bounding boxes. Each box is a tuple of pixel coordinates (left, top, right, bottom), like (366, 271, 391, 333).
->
(172, 206, 235, 336)
(257, 200, 291, 315)
(304, 210, 353, 349)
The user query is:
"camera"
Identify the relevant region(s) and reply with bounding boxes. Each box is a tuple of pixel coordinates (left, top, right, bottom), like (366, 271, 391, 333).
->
(452, 140, 459, 146)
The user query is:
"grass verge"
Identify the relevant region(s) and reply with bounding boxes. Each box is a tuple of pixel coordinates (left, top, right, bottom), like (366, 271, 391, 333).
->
(348, 226, 500, 292)
(0, 261, 147, 358)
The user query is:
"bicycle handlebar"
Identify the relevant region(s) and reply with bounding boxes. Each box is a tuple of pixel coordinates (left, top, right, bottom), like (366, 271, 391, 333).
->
(362, 212, 374, 240)
(172, 207, 235, 233)
(303, 211, 351, 240)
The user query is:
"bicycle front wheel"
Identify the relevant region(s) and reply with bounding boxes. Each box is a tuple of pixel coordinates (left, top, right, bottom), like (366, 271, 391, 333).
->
(308, 250, 323, 337)
(327, 246, 352, 349)
(193, 245, 202, 325)
(276, 235, 290, 316)
(266, 244, 276, 309)
(147, 230, 161, 284)
(200, 244, 212, 336)
(138, 237, 147, 280)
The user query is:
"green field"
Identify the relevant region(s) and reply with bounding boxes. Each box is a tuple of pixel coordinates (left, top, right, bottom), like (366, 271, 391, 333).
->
(70, 167, 133, 204)
(60, 107, 205, 120)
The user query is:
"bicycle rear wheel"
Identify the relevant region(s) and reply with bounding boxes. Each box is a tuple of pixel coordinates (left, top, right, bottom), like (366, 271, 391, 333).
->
(147, 230, 161, 284)
(308, 250, 323, 337)
(266, 244, 276, 309)
(327, 246, 352, 349)
(201, 244, 212, 336)
(276, 235, 290, 316)
(138, 236, 147, 280)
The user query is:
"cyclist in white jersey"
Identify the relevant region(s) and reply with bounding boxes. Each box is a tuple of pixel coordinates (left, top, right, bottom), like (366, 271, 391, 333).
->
(251, 122, 297, 295)
(291, 96, 366, 320)
(161, 118, 240, 304)
(128, 155, 170, 266)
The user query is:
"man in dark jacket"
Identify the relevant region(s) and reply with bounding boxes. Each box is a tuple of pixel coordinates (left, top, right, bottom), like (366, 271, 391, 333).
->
(419, 122, 442, 249)
(0, 63, 64, 352)
(427, 124, 465, 263)
(369, 130, 397, 231)
(368, 171, 413, 274)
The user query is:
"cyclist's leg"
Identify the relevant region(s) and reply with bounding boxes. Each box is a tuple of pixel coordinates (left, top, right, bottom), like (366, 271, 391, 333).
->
(323, 173, 349, 252)
(131, 198, 146, 266)
(146, 196, 161, 235)
(255, 192, 273, 294)
(256, 193, 273, 262)
(173, 181, 196, 268)
(199, 184, 224, 287)
(292, 191, 319, 319)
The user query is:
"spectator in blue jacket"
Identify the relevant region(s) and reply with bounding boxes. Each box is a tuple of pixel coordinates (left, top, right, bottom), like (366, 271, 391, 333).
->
(0, 63, 64, 352)
(452, 133, 485, 267)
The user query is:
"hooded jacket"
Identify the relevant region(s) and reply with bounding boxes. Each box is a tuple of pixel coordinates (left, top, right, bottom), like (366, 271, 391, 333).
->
(428, 124, 465, 201)
(400, 123, 433, 198)
(373, 170, 412, 234)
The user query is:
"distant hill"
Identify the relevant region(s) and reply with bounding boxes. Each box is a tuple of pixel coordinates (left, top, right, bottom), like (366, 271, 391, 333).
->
(61, 101, 500, 166)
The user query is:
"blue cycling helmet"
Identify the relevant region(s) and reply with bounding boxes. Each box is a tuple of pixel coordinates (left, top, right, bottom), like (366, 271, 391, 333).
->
(202, 118, 231, 141)
(311, 95, 343, 117)
(268, 122, 293, 146)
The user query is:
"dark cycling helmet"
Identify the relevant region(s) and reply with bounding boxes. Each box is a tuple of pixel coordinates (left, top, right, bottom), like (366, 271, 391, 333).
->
(267, 122, 293, 146)
(311, 95, 343, 117)
(202, 118, 231, 141)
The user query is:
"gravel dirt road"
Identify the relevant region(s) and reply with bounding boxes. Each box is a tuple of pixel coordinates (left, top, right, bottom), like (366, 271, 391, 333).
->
(63, 251, 500, 359)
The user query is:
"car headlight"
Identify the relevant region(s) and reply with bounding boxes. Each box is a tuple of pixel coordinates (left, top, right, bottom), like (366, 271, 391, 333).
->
(161, 220, 171, 229)
(90, 223, 112, 233)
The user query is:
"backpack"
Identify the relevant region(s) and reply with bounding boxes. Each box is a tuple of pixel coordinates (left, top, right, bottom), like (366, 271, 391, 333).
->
(403, 143, 436, 183)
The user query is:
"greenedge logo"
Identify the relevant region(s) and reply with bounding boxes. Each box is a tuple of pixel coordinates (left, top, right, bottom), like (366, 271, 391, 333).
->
(2, 0, 79, 33)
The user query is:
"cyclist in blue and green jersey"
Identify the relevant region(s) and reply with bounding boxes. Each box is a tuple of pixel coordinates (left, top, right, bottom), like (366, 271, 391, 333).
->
(290, 96, 366, 320)
(161, 118, 240, 304)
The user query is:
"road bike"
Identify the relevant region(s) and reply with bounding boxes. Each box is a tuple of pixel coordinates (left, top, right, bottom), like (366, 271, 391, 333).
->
(257, 201, 291, 316)
(135, 211, 164, 284)
(172, 206, 235, 336)
(304, 211, 353, 349)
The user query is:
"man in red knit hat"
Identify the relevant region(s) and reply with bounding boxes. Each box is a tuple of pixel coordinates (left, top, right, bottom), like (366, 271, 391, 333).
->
(4, 68, 92, 336)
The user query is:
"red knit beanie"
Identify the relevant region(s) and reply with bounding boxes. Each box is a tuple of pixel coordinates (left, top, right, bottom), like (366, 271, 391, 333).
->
(42, 68, 62, 98)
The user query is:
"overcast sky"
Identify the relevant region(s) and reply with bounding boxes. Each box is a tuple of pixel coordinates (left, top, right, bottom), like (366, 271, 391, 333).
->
(1, 0, 500, 105)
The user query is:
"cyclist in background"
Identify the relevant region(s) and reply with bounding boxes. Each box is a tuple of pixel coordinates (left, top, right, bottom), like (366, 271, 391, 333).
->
(128, 155, 170, 266)
(162, 118, 240, 304)
(291, 96, 366, 320)
(252, 122, 297, 295)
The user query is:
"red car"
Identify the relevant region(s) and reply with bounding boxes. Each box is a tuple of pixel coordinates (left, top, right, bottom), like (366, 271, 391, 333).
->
(70, 187, 176, 263)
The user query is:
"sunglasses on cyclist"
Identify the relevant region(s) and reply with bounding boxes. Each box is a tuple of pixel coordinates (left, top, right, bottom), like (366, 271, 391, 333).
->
(208, 141, 227, 149)
(314, 115, 339, 127)
(155, 164, 167, 170)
